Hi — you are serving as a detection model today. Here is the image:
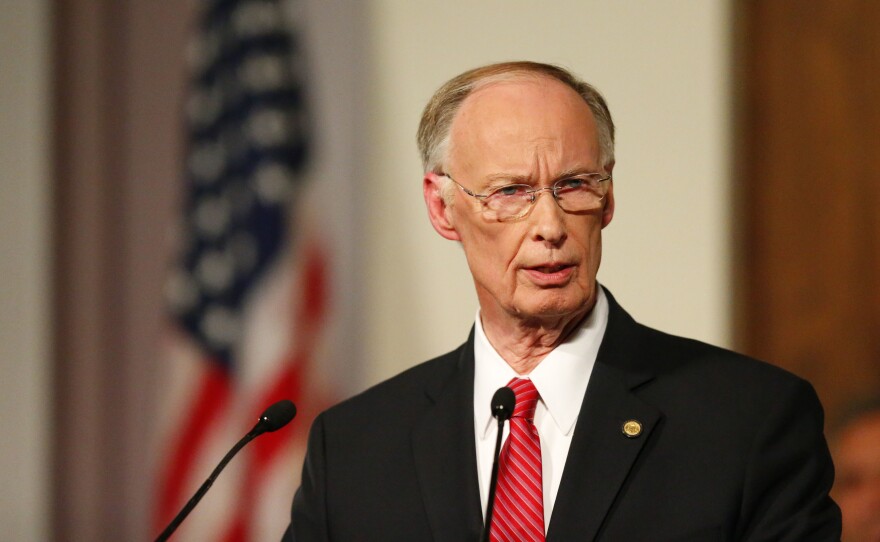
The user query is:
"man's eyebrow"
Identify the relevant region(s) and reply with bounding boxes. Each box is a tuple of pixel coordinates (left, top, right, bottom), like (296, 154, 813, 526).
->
(555, 167, 602, 179)
(483, 173, 532, 186)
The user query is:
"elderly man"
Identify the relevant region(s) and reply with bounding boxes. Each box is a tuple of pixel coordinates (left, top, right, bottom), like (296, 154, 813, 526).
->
(284, 61, 840, 541)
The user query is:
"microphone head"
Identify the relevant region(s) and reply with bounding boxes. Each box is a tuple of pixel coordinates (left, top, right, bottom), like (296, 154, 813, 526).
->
(258, 399, 297, 432)
(491, 387, 516, 422)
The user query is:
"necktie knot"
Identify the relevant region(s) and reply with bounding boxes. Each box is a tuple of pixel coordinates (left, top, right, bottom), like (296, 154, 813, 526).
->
(507, 378, 539, 421)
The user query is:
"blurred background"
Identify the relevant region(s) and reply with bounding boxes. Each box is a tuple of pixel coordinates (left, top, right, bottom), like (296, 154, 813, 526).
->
(1, 0, 878, 540)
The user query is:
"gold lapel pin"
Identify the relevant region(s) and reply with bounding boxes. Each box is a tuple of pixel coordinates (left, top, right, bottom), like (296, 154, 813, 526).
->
(622, 420, 642, 438)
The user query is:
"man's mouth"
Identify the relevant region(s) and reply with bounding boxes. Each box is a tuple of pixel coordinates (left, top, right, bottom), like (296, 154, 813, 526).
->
(527, 263, 573, 274)
(521, 263, 576, 286)
(523, 262, 577, 288)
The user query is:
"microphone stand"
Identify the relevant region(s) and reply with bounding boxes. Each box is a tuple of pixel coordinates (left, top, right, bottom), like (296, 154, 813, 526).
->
(481, 415, 506, 542)
(154, 399, 296, 542)
(155, 430, 259, 542)
(481, 387, 514, 542)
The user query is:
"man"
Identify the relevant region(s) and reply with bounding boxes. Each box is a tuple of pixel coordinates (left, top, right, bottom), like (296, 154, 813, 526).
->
(284, 61, 840, 540)
(831, 399, 880, 542)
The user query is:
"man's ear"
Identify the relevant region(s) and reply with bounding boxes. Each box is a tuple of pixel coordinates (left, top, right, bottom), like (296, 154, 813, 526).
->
(423, 173, 460, 241)
(601, 163, 615, 228)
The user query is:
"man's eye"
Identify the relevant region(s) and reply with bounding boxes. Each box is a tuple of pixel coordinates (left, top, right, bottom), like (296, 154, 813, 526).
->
(495, 185, 526, 197)
(558, 178, 585, 190)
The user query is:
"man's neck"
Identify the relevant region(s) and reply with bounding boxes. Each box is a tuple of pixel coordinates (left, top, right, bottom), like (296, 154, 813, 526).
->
(479, 302, 594, 375)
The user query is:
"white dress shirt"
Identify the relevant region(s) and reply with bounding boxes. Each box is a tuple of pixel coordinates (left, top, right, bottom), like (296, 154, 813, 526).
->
(473, 286, 609, 531)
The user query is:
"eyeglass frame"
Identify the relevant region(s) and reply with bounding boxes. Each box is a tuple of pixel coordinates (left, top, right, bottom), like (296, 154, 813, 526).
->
(439, 171, 612, 220)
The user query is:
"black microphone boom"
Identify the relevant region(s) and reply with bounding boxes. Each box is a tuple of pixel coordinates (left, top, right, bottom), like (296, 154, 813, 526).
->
(154, 399, 297, 542)
(481, 387, 516, 542)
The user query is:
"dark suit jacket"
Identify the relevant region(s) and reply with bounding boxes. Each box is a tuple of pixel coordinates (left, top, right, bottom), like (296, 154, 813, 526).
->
(283, 292, 841, 541)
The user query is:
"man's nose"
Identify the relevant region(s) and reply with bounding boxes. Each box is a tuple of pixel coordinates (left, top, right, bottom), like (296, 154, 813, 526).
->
(529, 190, 566, 244)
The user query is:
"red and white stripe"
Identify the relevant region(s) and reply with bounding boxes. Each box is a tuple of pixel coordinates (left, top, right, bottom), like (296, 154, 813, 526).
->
(491, 378, 545, 542)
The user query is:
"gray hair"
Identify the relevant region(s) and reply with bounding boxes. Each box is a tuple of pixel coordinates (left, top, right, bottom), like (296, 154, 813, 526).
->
(417, 61, 615, 176)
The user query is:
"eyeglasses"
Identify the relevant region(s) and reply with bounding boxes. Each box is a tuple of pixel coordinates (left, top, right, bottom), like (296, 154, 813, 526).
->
(441, 172, 612, 221)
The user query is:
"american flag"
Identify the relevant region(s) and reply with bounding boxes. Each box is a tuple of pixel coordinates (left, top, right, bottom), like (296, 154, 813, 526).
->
(154, 0, 332, 539)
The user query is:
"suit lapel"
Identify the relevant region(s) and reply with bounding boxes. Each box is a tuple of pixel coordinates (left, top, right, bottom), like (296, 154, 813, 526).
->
(547, 292, 662, 541)
(412, 334, 483, 542)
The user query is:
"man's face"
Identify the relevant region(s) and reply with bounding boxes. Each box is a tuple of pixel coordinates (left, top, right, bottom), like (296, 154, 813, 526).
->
(425, 76, 614, 327)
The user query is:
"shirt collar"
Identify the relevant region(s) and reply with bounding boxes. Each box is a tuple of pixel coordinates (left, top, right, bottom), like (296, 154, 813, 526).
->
(473, 285, 609, 440)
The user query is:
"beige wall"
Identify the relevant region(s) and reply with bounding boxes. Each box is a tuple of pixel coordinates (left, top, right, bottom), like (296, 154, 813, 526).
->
(0, 0, 51, 540)
(364, 1, 733, 385)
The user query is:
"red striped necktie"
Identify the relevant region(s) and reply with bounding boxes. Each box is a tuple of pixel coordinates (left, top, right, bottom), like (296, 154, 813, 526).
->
(490, 377, 545, 541)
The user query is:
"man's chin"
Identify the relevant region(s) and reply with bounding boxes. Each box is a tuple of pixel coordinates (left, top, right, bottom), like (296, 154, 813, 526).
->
(515, 293, 593, 322)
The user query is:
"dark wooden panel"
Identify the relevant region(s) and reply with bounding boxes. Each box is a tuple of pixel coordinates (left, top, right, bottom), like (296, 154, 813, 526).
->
(735, 0, 880, 422)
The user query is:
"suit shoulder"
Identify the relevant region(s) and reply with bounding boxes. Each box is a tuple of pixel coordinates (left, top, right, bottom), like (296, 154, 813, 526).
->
(603, 290, 807, 391)
(637, 323, 813, 393)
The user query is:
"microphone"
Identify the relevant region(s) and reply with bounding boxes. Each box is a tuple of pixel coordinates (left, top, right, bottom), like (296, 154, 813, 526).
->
(481, 387, 516, 542)
(154, 399, 297, 542)
(253, 399, 297, 435)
